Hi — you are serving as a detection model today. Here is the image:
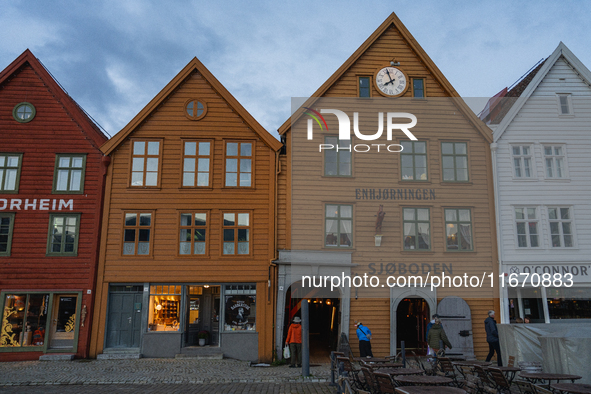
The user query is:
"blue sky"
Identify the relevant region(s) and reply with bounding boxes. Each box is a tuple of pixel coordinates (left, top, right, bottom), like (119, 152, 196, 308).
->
(1, 0, 590, 139)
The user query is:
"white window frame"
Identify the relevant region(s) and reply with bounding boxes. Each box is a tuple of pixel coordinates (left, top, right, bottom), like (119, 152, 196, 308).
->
(547, 206, 575, 248)
(510, 144, 535, 179)
(542, 144, 567, 179)
(556, 94, 573, 116)
(514, 206, 541, 248)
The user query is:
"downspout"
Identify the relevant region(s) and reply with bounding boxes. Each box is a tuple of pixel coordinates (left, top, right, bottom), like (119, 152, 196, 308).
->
(269, 149, 281, 359)
(490, 142, 506, 323)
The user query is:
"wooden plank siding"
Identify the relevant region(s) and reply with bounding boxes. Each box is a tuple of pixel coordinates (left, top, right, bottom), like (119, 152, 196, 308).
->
(90, 61, 281, 362)
(279, 13, 499, 360)
(0, 50, 108, 361)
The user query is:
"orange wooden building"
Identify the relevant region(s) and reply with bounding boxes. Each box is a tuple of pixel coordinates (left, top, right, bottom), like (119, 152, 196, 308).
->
(275, 13, 500, 361)
(0, 50, 108, 361)
(89, 58, 282, 361)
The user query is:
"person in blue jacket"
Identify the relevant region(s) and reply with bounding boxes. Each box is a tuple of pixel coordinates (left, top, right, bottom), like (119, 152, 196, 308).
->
(354, 321, 373, 358)
(484, 310, 502, 366)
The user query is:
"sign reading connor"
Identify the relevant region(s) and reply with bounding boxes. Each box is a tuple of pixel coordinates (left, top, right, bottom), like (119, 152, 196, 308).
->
(356, 188, 435, 200)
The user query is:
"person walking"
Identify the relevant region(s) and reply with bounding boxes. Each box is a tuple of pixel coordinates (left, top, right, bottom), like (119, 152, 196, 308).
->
(485, 310, 502, 366)
(285, 316, 302, 368)
(426, 318, 452, 354)
(425, 313, 439, 340)
(355, 321, 373, 358)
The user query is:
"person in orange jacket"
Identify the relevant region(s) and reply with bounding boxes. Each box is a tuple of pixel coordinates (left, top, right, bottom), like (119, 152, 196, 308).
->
(285, 316, 302, 368)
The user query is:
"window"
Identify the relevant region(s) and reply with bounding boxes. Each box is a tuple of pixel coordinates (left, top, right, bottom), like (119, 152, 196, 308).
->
(185, 99, 207, 120)
(53, 154, 86, 193)
(445, 208, 473, 251)
(515, 207, 539, 248)
(223, 213, 250, 255)
(123, 213, 152, 255)
(1, 293, 49, 347)
(324, 136, 351, 176)
(224, 284, 256, 331)
(131, 140, 160, 187)
(359, 77, 370, 98)
(441, 142, 468, 181)
(401, 141, 427, 180)
(548, 207, 573, 247)
(325, 204, 352, 247)
(182, 141, 211, 187)
(12, 102, 35, 123)
(557, 94, 572, 115)
(511, 145, 533, 178)
(47, 214, 80, 256)
(403, 208, 430, 250)
(148, 285, 181, 332)
(544, 145, 565, 178)
(0, 213, 15, 256)
(179, 212, 207, 255)
(547, 287, 591, 319)
(412, 78, 425, 98)
(0, 154, 22, 193)
(225, 142, 252, 187)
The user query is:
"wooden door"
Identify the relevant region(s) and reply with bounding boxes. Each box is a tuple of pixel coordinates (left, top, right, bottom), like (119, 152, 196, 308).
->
(105, 291, 142, 348)
(49, 295, 77, 349)
(437, 296, 475, 358)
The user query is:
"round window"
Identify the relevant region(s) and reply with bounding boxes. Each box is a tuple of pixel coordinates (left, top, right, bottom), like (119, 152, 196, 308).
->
(185, 99, 207, 120)
(13, 102, 36, 123)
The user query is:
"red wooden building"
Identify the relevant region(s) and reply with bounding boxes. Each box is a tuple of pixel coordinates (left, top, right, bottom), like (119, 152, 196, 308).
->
(0, 50, 108, 361)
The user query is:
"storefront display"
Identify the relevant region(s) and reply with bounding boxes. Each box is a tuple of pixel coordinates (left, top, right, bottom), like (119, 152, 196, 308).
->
(148, 285, 181, 331)
(1, 293, 48, 347)
(224, 284, 256, 331)
(547, 287, 591, 319)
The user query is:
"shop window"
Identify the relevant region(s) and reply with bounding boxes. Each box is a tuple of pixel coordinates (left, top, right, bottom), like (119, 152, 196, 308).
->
(123, 212, 153, 255)
(441, 142, 468, 182)
(130, 140, 161, 187)
(47, 214, 80, 256)
(520, 287, 546, 323)
(324, 136, 351, 176)
(544, 145, 566, 179)
(148, 285, 181, 332)
(511, 145, 533, 178)
(0, 153, 22, 193)
(222, 213, 250, 255)
(179, 212, 207, 255)
(401, 141, 427, 180)
(445, 208, 473, 251)
(1, 294, 49, 347)
(224, 284, 256, 331)
(548, 207, 574, 248)
(515, 207, 539, 248)
(53, 154, 86, 193)
(182, 140, 211, 187)
(325, 204, 352, 248)
(0, 213, 15, 256)
(547, 287, 591, 319)
(403, 208, 430, 250)
(225, 141, 252, 187)
(358, 76, 370, 98)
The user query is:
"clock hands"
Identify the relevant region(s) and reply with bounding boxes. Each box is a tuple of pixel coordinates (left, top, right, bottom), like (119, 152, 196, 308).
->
(384, 68, 396, 85)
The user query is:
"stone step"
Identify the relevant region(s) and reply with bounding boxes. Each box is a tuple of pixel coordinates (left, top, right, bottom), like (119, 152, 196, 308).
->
(176, 346, 224, 359)
(97, 353, 142, 360)
(174, 353, 224, 360)
(39, 354, 75, 361)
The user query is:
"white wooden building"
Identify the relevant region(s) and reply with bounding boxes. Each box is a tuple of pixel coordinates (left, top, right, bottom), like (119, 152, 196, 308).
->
(483, 42, 591, 324)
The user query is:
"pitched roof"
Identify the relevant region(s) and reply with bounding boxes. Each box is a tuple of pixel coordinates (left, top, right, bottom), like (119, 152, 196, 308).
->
(0, 49, 108, 148)
(488, 42, 591, 143)
(101, 57, 282, 155)
(277, 12, 493, 143)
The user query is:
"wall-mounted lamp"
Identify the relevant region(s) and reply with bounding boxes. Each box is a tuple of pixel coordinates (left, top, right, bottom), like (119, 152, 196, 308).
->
(203, 284, 210, 288)
(390, 59, 400, 66)
(375, 235, 383, 247)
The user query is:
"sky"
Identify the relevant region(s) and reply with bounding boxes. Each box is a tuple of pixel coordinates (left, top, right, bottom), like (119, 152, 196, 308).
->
(1, 0, 590, 139)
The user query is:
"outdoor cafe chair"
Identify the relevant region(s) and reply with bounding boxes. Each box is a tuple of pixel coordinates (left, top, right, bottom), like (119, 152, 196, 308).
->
(374, 371, 397, 393)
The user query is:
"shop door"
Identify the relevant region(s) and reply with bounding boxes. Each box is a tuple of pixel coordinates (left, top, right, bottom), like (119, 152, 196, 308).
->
(49, 295, 77, 349)
(186, 296, 201, 346)
(106, 290, 143, 348)
(210, 296, 220, 346)
(437, 296, 474, 358)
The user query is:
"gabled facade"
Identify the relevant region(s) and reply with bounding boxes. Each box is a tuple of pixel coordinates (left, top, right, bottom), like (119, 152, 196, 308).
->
(89, 58, 281, 361)
(0, 49, 108, 361)
(276, 13, 499, 361)
(483, 42, 591, 325)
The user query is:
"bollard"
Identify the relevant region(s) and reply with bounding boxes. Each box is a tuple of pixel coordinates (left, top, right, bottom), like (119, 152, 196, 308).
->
(401, 340, 406, 367)
(329, 351, 337, 387)
(302, 299, 310, 377)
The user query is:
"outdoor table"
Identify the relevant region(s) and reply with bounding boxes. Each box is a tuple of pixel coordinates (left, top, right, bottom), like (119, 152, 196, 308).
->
(452, 360, 492, 366)
(550, 383, 591, 394)
(519, 372, 582, 385)
(396, 386, 467, 394)
(485, 366, 521, 383)
(354, 357, 392, 363)
(362, 361, 404, 369)
(394, 375, 453, 386)
(377, 367, 425, 376)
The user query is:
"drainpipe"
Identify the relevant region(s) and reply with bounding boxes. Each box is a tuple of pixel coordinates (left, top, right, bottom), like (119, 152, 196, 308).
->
(491, 143, 507, 324)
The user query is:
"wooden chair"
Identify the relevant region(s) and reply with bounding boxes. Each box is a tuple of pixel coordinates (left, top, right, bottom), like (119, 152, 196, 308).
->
(461, 366, 481, 394)
(437, 357, 464, 387)
(508, 356, 515, 367)
(513, 380, 536, 394)
(532, 384, 553, 394)
(374, 371, 397, 393)
(488, 367, 519, 394)
(473, 365, 497, 394)
(337, 356, 364, 390)
(360, 366, 379, 394)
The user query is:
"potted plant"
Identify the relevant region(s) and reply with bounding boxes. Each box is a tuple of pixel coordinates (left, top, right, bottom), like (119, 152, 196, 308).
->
(197, 330, 209, 346)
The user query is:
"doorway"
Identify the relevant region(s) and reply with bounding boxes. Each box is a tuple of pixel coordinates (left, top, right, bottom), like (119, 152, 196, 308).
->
(396, 298, 429, 352)
(105, 285, 143, 349)
(185, 285, 220, 347)
(48, 294, 78, 349)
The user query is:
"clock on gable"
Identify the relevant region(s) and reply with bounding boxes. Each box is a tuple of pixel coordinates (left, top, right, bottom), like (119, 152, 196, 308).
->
(374, 66, 408, 97)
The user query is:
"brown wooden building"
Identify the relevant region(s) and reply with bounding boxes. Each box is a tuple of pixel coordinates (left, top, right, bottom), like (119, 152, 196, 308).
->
(0, 50, 108, 361)
(89, 58, 282, 361)
(275, 13, 500, 361)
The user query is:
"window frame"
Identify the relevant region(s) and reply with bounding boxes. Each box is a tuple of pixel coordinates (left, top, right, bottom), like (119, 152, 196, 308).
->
(46, 213, 81, 256)
(184, 99, 208, 121)
(324, 204, 353, 248)
(177, 211, 209, 257)
(411, 78, 425, 98)
(224, 140, 255, 188)
(129, 139, 163, 188)
(358, 76, 371, 98)
(441, 142, 469, 182)
(181, 139, 213, 188)
(402, 207, 431, 251)
(323, 135, 352, 177)
(547, 206, 575, 248)
(221, 211, 252, 256)
(0, 153, 23, 194)
(556, 94, 573, 116)
(121, 211, 155, 257)
(444, 208, 474, 252)
(52, 154, 87, 194)
(12, 102, 36, 123)
(514, 206, 540, 249)
(400, 140, 428, 181)
(0, 213, 15, 256)
(543, 144, 567, 179)
(510, 144, 534, 179)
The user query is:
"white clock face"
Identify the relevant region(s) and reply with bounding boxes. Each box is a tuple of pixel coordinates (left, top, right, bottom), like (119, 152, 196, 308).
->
(375, 67, 407, 96)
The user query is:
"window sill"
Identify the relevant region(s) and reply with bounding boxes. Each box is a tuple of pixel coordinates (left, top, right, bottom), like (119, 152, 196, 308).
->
(542, 178, 571, 182)
(440, 181, 473, 186)
(398, 180, 432, 184)
(126, 186, 162, 191)
(321, 175, 355, 179)
(52, 191, 85, 195)
(399, 250, 436, 254)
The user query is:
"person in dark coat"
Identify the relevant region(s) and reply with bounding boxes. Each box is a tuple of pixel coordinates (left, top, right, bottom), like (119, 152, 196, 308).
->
(425, 313, 439, 340)
(426, 318, 452, 352)
(485, 310, 502, 366)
